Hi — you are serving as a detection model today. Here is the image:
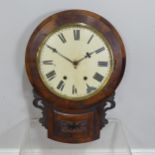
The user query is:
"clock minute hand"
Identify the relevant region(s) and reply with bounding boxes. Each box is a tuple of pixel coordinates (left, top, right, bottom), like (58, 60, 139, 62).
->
(46, 45, 58, 53)
(58, 52, 74, 64)
(46, 45, 74, 64)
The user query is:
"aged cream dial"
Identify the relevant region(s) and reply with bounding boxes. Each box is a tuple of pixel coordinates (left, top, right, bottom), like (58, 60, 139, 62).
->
(37, 23, 114, 100)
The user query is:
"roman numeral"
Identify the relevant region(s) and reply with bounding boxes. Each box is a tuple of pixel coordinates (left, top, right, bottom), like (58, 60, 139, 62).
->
(58, 33, 66, 43)
(43, 60, 53, 65)
(72, 85, 77, 94)
(46, 70, 56, 81)
(95, 47, 105, 54)
(87, 34, 94, 44)
(93, 72, 104, 82)
(73, 30, 80, 40)
(98, 61, 108, 67)
(57, 80, 65, 91)
(86, 84, 96, 94)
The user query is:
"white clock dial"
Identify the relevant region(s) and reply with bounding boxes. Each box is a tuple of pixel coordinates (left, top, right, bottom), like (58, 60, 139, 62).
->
(37, 23, 114, 100)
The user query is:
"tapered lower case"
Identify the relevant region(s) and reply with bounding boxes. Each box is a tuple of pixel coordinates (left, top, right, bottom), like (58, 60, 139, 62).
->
(47, 108, 103, 143)
(32, 89, 116, 143)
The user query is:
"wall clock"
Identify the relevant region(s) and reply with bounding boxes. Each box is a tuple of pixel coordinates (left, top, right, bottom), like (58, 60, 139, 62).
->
(25, 10, 126, 143)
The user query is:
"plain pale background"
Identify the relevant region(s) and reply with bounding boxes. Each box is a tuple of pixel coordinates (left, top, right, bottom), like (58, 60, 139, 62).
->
(0, 0, 155, 150)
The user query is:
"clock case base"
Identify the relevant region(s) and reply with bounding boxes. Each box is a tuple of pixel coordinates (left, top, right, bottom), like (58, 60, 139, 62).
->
(33, 89, 116, 143)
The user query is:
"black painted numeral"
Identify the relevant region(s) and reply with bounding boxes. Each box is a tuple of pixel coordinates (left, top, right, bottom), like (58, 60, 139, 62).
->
(86, 84, 96, 94)
(72, 85, 77, 94)
(98, 61, 108, 67)
(93, 72, 104, 82)
(57, 80, 65, 91)
(87, 34, 94, 44)
(58, 33, 66, 43)
(46, 70, 56, 81)
(43, 60, 53, 65)
(95, 47, 105, 54)
(73, 30, 80, 40)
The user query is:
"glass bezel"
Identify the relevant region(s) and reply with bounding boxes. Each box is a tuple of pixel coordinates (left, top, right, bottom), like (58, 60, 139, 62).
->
(36, 23, 114, 101)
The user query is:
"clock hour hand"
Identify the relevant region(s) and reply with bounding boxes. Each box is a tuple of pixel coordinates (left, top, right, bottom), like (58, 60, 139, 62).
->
(75, 47, 105, 65)
(75, 51, 95, 65)
(46, 45, 74, 65)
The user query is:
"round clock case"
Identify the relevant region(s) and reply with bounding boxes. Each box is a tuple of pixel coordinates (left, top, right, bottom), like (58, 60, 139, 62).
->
(25, 10, 126, 143)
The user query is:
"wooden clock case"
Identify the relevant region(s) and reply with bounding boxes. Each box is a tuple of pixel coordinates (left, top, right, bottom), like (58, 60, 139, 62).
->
(25, 10, 126, 143)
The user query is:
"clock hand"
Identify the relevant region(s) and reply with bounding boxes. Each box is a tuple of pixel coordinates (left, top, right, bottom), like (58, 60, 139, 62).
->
(46, 45, 57, 53)
(75, 47, 105, 65)
(75, 51, 95, 65)
(46, 45, 74, 65)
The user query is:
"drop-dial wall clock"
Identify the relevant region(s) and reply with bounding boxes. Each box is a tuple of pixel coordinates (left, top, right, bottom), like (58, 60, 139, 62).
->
(25, 10, 126, 143)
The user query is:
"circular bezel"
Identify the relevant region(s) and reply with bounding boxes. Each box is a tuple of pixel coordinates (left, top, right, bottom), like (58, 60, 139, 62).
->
(36, 23, 114, 101)
(25, 10, 126, 112)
